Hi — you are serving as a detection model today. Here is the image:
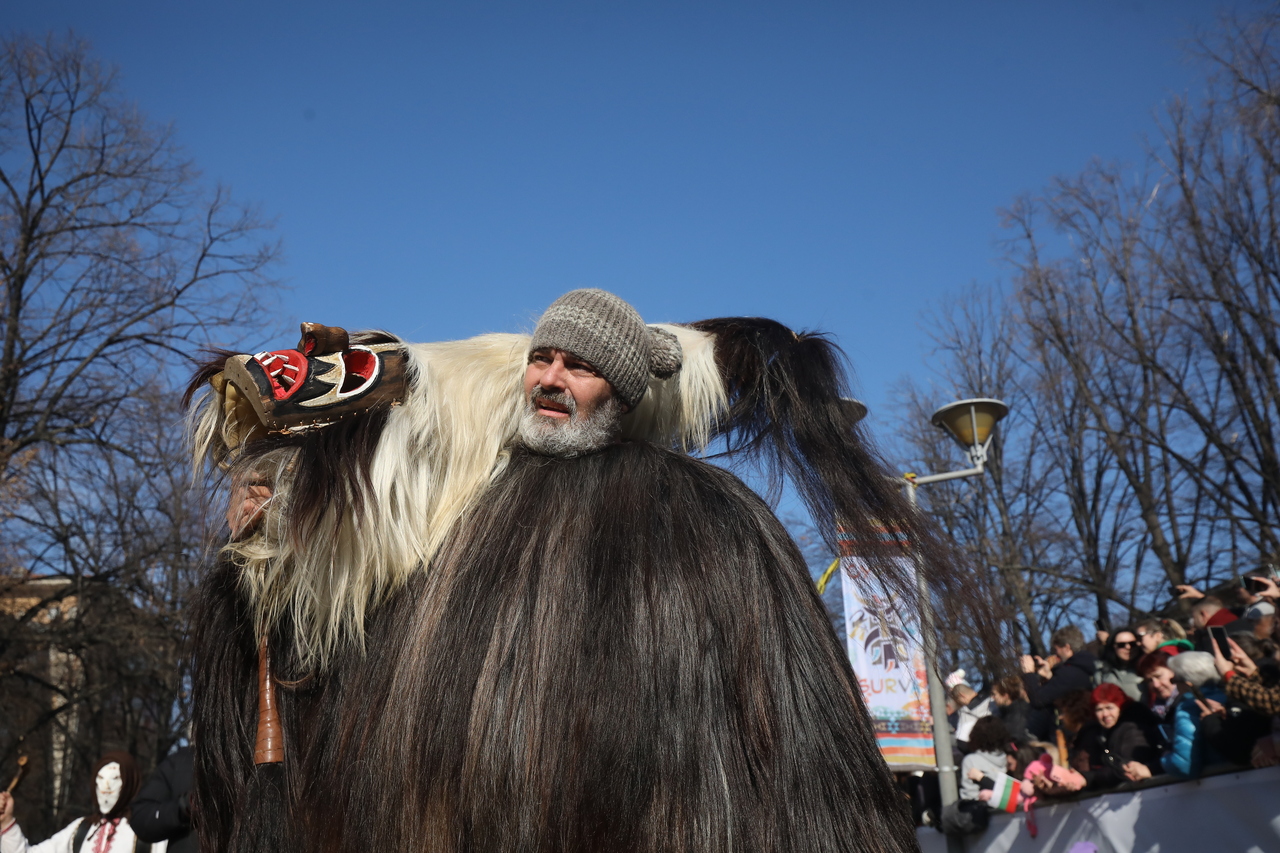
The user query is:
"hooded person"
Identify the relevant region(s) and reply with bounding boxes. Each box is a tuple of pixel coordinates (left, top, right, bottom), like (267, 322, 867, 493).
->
(188, 290, 985, 853)
(0, 752, 154, 853)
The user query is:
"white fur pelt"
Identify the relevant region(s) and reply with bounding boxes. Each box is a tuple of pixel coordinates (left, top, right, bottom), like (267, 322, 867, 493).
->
(620, 323, 725, 451)
(189, 327, 727, 667)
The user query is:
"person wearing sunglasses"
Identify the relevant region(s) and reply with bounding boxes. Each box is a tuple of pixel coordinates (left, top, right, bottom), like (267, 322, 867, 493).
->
(1134, 617, 1193, 656)
(1095, 628, 1144, 701)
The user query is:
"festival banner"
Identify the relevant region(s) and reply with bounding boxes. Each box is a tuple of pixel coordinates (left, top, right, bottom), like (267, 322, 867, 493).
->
(838, 538, 936, 771)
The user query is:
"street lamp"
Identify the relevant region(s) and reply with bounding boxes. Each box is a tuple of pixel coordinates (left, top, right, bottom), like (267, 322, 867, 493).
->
(905, 397, 1008, 849)
(907, 398, 1009, 486)
(931, 398, 1008, 466)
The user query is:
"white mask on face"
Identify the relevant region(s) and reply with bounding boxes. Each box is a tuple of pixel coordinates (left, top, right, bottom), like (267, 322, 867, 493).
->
(96, 762, 123, 814)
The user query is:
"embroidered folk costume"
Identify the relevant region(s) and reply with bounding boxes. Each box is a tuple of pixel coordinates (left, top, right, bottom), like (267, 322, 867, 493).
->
(0, 753, 160, 853)
(188, 290, 963, 852)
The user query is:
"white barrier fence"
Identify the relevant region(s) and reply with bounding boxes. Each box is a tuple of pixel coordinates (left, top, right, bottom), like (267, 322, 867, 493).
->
(917, 765, 1280, 853)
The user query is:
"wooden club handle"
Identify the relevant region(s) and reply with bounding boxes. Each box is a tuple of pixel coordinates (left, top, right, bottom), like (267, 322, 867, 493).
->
(6, 756, 28, 794)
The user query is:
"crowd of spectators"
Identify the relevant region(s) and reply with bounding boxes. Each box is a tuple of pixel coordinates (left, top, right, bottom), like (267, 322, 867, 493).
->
(926, 570, 1280, 834)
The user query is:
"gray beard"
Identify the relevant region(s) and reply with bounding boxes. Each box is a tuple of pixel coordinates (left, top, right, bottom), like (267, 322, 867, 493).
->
(518, 387, 623, 458)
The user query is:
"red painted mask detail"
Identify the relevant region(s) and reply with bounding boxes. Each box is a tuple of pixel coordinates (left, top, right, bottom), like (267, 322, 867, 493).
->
(255, 349, 309, 400)
(341, 349, 378, 396)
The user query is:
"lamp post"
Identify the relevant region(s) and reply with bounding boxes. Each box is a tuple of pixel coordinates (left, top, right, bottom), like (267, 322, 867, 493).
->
(903, 398, 1007, 849)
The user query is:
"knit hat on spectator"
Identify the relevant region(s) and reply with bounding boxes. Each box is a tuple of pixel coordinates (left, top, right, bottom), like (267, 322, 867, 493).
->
(530, 289, 683, 409)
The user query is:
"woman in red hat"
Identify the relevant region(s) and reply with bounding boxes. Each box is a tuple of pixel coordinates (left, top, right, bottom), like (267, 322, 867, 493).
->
(1071, 684, 1161, 787)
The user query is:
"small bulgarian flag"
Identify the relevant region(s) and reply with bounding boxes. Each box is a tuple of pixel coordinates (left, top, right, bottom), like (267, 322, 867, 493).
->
(988, 771, 1021, 813)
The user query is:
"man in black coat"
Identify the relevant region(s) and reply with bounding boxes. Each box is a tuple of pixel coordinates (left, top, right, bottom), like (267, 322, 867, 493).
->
(992, 674, 1048, 743)
(131, 746, 195, 853)
(1019, 625, 1098, 710)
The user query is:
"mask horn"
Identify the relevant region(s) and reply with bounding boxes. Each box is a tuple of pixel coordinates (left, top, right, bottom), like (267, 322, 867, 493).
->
(298, 322, 350, 356)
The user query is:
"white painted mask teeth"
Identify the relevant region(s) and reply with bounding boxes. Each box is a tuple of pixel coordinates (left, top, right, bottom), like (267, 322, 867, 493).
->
(95, 762, 123, 814)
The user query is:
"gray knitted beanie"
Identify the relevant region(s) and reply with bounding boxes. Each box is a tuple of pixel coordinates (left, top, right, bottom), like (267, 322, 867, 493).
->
(529, 289, 683, 408)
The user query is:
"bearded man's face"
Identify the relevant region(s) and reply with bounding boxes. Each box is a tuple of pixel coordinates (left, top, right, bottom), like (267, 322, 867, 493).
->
(519, 349, 623, 457)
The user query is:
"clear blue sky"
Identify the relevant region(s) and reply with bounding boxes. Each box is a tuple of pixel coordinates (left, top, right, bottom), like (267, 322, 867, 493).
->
(9, 0, 1257, 434)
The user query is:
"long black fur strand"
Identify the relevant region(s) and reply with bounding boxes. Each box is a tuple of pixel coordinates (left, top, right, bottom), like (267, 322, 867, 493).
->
(192, 442, 920, 852)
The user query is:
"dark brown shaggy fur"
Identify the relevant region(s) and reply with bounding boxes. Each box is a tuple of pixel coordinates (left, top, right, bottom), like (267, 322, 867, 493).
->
(193, 442, 919, 853)
(692, 316, 1004, 670)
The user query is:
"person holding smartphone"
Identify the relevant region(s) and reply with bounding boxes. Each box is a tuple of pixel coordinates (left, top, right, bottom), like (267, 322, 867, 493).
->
(1160, 652, 1228, 778)
(1019, 625, 1099, 712)
(1212, 630, 1280, 719)
(1192, 633, 1276, 767)
(1189, 596, 1240, 653)
(1240, 571, 1278, 620)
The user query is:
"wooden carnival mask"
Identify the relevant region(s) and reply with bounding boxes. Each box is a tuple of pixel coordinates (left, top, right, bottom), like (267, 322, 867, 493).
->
(210, 323, 407, 450)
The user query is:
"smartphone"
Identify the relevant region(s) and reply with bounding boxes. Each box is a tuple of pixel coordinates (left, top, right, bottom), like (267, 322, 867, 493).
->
(1209, 625, 1230, 651)
(1170, 585, 1183, 598)
(1246, 576, 1268, 593)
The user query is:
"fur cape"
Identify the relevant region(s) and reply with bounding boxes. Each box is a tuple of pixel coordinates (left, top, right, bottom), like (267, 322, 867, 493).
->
(188, 326, 727, 667)
(192, 442, 919, 853)
(188, 315, 985, 852)
(187, 319, 963, 671)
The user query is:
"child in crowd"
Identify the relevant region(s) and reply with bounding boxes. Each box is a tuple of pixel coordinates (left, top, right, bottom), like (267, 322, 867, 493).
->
(942, 716, 1012, 835)
(969, 744, 1040, 811)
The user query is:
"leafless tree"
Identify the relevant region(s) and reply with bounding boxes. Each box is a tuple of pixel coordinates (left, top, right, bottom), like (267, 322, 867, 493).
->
(0, 32, 274, 483)
(1, 389, 211, 837)
(893, 11, 1280, 665)
(894, 285, 1079, 661)
(0, 33, 276, 838)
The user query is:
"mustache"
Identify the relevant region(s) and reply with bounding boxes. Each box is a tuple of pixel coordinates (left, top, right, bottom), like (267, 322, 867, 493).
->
(529, 385, 578, 416)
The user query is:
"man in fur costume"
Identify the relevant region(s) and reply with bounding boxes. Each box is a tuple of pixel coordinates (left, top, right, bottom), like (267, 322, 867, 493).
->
(189, 289, 960, 853)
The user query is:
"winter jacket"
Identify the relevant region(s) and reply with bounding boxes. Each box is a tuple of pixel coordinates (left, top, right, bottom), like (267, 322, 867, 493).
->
(958, 750, 1007, 802)
(0, 816, 156, 853)
(1199, 695, 1272, 766)
(1206, 608, 1238, 627)
(1095, 664, 1144, 702)
(1073, 718, 1155, 789)
(1225, 671, 1280, 716)
(1161, 685, 1228, 778)
(998, 699, 1036, 745)
(955, 695, 994, 747)
(131, 747, 194, 853)
(1022, 650, 1098, 710)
